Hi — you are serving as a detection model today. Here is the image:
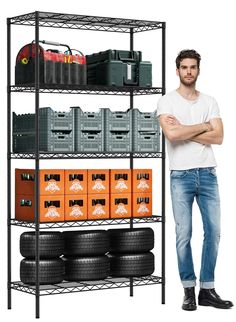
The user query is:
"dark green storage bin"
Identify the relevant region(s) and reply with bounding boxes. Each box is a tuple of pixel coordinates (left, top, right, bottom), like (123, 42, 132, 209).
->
(86, 49, 152, 87)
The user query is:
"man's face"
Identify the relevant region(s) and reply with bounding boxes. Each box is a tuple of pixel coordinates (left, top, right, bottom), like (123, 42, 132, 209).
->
(176, 58, 200, 87)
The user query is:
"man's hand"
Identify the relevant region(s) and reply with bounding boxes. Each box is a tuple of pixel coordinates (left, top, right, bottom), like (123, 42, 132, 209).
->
(190, 118, 223, 145)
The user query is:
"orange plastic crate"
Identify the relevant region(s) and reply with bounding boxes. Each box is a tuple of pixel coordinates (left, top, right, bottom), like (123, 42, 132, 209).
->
(65, 170, 87, 195)
(15, 194, 64, 222)
(87, 169, 109, 194)
(15, 169, 65, 196)
(132, 192, 152, 217)
(110, 169, 131, 194)
(64, 194, 87, 221)
(110, 193, 131, 219)
(87, 194, 109, 219)
(132, 169, 152, 193)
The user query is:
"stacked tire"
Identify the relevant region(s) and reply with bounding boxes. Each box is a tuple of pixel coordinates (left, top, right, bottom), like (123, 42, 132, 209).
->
(20, 232, 64, 285)
(107, 228, 155, 277)
(62, 230, 110, 281)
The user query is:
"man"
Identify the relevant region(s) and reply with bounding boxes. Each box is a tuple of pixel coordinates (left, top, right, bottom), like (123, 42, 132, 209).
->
(156, 49, 233, 311)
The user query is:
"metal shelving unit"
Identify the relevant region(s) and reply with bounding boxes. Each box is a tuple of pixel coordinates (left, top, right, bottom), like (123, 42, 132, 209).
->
(7, 11, 166, 319)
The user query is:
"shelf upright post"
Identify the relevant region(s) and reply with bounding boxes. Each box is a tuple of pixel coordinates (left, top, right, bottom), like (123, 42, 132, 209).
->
(35, 11, 40, 319)
(129, 27, 134, 297)
(7, 16, 12, 311)
(161, 21, 166, 305)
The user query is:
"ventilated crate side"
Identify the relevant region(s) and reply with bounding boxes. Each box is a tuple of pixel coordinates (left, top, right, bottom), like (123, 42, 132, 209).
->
(105, 131, 132, 152)
(132, 108, 160, 132)
(133, 131, 160, 152)
(104, 108, 132, 132)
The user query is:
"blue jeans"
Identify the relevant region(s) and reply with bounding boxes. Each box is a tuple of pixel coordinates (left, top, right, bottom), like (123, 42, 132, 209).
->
(170, 167, 221, 289)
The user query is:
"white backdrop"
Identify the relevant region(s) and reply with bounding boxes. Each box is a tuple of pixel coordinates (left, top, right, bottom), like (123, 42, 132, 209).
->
(0, 0, 235, 321)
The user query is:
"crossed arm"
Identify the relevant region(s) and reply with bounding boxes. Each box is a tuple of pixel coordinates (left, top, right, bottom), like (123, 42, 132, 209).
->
(158, 114, 224, 145)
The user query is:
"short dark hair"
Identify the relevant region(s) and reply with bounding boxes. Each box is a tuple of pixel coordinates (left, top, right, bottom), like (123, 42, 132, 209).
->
(176, 49, 201, 69)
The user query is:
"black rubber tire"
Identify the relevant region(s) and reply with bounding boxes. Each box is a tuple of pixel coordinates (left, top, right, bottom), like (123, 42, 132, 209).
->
(107, 228, 154, 253)
(20, 258, 65, 285)
(63, 255, 110, 281)
(20, 231, 64, 259)
(63, 230, 109, 256)
(108, 252, 154, 277)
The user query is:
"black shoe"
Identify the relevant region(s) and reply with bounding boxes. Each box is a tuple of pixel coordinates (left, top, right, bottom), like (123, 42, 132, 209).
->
(198, 288, 233, 309)
(182, 287, 197, 311)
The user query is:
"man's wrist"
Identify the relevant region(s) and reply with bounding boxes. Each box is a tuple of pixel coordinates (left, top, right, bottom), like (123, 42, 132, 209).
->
(202, 122, 211, 132)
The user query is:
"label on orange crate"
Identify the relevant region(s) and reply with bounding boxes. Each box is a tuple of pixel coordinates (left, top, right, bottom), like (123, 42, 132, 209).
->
(44, 206, 61, 219)
(45, 180, 61, 193)
(69, 205, 84, 219)
(137, 202, 150, 216)
(137, 178, 150, 191)
(115, 179, 129, 192)
(69, 179, 84, 193)
(91, 179, 106, 193)
(115, 203, 128, 216)
(92, 204, 106, 217)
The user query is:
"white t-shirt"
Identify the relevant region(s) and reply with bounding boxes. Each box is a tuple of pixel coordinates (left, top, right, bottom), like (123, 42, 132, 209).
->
(156, 90, 221, 170)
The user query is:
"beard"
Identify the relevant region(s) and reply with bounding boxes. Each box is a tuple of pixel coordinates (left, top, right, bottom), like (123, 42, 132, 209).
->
(179, 74, 198, 87)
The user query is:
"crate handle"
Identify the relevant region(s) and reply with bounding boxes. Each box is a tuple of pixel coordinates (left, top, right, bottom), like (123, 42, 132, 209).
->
(38, 40, 72, 55)
(20, 199, 32, 207)
(92, 199, 105, 206)
(115, 198, 128, 205)
(118, 51, 135, 62)
(44, 174, 60, 181)
(69, 200, 84, 207)
(137, 197, 150, 204)
(21, 173, 35, 181)
(115, 174, 128, 180)
(44, 201, 60, 208)
(69, 174, 84, 181)
(92, 174, 105, 180)
(66, 48, 84, 57)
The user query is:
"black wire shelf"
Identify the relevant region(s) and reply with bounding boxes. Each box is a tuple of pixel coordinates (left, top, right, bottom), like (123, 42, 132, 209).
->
(11, 216, 162, 229)
(10, 151, 163, 160)
(9, 11, 163, 33)
(11, 275, 162, 296)
(10, 84, 163, 96)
